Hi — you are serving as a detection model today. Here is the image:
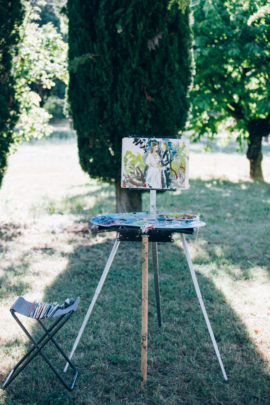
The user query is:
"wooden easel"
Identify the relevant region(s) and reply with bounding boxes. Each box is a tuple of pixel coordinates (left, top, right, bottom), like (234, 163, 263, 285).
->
(63, 189, 228, 386)
(141, 190, 160, 389)
(64, 136, 228, 385)
(141, 233, 149, 389)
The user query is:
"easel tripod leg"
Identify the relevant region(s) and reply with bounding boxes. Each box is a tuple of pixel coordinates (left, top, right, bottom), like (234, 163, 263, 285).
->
(152, 242, 162, 327)
(180, 234, 228, 381)
(64, 237, 121, 372)
(141, 235, 149, 389)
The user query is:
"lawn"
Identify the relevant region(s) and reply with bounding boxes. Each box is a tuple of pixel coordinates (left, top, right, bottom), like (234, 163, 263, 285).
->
(0, 131, 270, 404)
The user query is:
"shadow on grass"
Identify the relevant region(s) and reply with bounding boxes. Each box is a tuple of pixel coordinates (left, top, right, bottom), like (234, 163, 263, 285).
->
(156, 179, 270, 280)
(0, 224, 23, 247)
(0, 263, 30, 300)
(31, 178, 270, 281)
(31, 183, 115, 217)
(42, 178, 270, 279)
(2, 178, 270, 403)
(3, 234, 270, 404)
(0, 224, 31, 298)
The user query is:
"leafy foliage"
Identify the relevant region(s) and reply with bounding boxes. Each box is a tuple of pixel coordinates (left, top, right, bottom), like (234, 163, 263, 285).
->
(67, 1, 192, 187)
(0, 0, 24, 186)
(189, 0, 270, 179)
(0, 0, 68, 187)
(13, 1, 68, 143)
(171, 142, 187, 174)
(123, 151, 145, 187)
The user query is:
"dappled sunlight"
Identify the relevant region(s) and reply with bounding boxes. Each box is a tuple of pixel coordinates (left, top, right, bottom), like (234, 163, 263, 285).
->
(0, 306, 27, 342)
(216, 272, 270, 369)
(0, 333, 28, 379)
(189, 136, 270, 183)
(1, 137, 270, 403)
(191, 241, 270, 369)
(0, 140, 90, 220)
(30, 187, 115, 218)
(28, 257, 69, 294)
(1, 142, 115, 220)
(11, 233, 268, 403)
(190, 151, 251, 183)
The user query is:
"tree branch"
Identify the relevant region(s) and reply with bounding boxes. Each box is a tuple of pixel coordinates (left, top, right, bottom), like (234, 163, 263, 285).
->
(226, 102, 245, 121)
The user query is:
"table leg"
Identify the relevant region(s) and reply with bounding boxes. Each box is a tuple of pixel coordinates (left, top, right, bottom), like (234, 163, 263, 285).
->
(180, 234, 228, 381)
(141, 235, 149, 389)
(64, 237, 121, 372)
(152, 242, 162, 327)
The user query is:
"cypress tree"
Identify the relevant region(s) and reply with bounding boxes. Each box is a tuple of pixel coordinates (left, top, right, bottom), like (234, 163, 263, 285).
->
(0, 0, 24, 187)
(67, 0, 191, 211)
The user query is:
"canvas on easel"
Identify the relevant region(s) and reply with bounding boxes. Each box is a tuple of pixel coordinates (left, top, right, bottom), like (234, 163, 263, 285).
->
(121, 137, 189, 190)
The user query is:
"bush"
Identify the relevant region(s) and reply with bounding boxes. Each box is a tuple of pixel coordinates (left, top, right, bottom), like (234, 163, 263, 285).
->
(44, 96, 66, 121)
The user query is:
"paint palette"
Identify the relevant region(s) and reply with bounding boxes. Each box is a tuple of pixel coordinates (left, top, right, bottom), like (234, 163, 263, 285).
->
(91, 212, 205, 230)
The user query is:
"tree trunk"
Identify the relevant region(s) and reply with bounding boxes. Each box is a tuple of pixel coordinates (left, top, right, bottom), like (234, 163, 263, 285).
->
(115, 180, 142, 212)
(246, 121, 265, 181)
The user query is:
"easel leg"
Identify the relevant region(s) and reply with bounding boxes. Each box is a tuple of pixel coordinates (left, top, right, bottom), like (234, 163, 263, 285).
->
(141, 235, 149, 389)
(152, 242, 162, 327)
(180, 234, 228, 381)
(64, 237, 121, 372)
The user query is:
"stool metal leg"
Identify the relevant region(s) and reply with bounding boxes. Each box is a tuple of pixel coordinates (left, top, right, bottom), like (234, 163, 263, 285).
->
(141, 235, 149, 389)
(3, 315, 65, 388)
(180, 234, 228, 381)
(38, 318, 78, 387)
(64, 236, 121, 372)
(3, 311, 78, 391)
(152, 242, 162, 327)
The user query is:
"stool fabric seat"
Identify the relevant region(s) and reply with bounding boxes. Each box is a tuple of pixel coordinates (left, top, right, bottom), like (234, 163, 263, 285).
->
(3, 296, 80, 391)
(11, 296, 80, 319)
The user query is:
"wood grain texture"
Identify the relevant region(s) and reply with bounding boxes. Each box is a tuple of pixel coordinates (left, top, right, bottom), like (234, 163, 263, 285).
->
(141, 235, 149, 389)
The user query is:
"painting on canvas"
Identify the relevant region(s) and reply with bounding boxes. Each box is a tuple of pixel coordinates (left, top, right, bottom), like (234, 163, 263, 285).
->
(121, 137, 189, 190)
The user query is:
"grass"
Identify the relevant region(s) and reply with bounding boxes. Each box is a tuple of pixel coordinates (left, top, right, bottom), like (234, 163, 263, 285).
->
(0, 129, 270, 404)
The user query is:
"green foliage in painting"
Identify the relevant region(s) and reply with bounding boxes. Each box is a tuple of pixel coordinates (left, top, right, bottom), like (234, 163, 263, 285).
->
(123, 151, 145, 185)
(171, 142, 187, 174)
(67, 0, 192, 185)
(190, 0, 270, 180)
(0, 0, 24, 186)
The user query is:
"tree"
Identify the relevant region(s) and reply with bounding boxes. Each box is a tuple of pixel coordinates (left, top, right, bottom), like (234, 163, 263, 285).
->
(13, 0, 68, 143)
(0, 0, 68, 187)
(190, 0, 270, 180)
(0, 0, 24, 186)
(67, 0, 192, 211)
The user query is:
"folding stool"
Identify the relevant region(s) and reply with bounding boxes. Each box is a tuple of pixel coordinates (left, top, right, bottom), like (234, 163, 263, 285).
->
(3, 296, 80, 391)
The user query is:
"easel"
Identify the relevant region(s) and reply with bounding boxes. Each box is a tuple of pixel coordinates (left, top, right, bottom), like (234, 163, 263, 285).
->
(64, 189, 228, 387)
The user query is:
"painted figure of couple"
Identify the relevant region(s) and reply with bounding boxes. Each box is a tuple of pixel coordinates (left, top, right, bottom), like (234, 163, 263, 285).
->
(145, 141, 171, 189)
